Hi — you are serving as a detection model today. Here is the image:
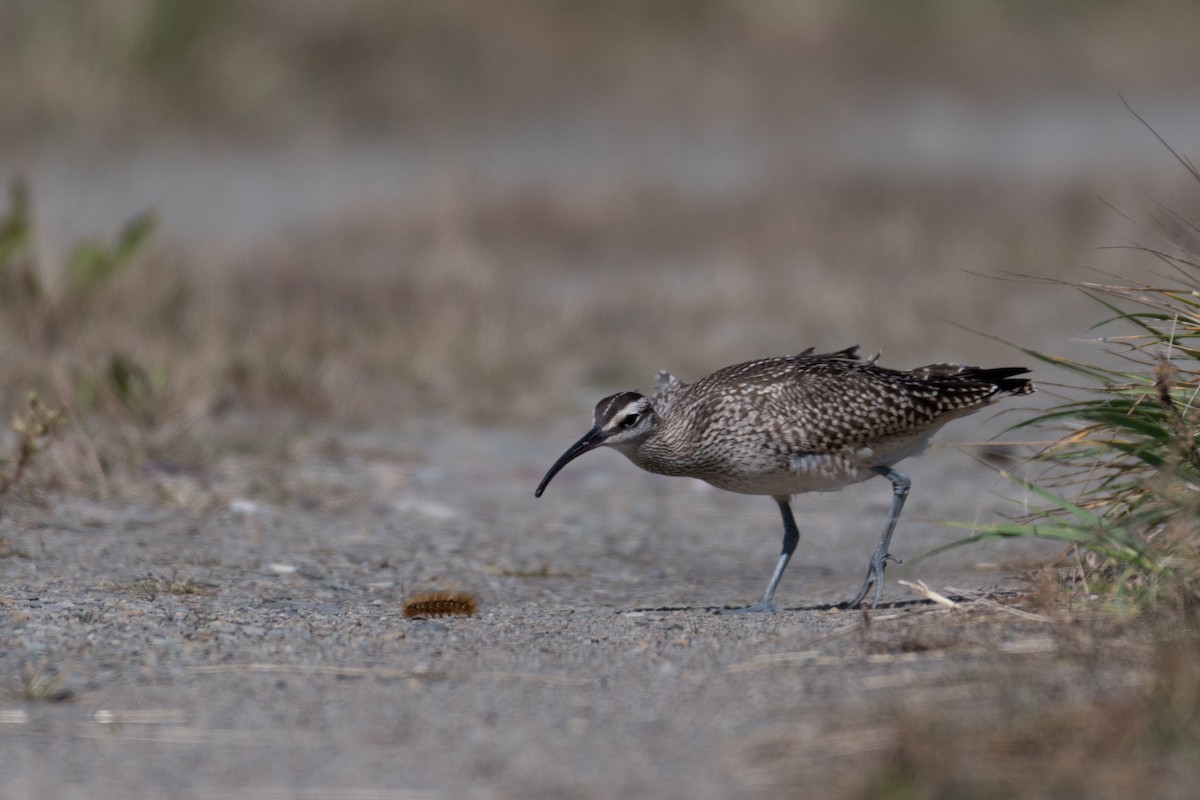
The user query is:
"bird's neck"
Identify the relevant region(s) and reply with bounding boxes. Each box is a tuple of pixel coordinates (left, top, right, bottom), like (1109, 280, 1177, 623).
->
(613, 429, 697, 478)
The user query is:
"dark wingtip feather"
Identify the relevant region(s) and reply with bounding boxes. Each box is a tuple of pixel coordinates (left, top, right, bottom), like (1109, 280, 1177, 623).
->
(798, 345, 861, 361)
(962, 366, 1035, 396)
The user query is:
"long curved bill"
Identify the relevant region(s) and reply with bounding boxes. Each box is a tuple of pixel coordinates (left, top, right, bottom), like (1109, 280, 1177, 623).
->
(534, 427, 607, 497)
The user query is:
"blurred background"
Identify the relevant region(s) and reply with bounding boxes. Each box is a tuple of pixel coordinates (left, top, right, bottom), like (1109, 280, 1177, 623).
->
(6, 9, 1200, 796)
(2, 0, 1200, 463)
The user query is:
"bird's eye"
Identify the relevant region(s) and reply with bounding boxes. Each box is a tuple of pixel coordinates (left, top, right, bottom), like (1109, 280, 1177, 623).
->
(620, 413, 640, 428)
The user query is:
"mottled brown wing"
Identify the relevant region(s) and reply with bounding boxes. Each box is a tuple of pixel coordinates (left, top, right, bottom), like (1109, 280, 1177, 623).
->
(763, 358, 1011, 454)
(676, 351, 1028, 456)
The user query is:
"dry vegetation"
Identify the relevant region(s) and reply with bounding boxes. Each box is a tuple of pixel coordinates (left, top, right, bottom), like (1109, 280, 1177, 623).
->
(938, 127, 1200, 610)
(869, 136, 1200, 798)
(720, 608, 1200, 800)
(2, 1, 1196, 475)
(857, 624, 1200, 800)
(0, 170, 1124, 500)
(4, 1, 1200, 141)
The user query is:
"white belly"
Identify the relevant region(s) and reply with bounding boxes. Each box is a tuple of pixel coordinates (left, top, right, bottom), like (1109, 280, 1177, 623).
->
(694, 428, 940, 496)
(702, 451, 875, 495)
(624, 420, 946, 497)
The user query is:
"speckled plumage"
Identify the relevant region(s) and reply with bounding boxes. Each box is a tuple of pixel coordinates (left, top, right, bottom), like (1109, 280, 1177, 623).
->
(536, 346, 1033, 611)
(623, 346, 1030, 494)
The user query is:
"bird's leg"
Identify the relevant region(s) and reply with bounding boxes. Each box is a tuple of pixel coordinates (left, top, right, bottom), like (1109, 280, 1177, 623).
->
(847, 466, 910, 609)
(724, 495, 799, 614)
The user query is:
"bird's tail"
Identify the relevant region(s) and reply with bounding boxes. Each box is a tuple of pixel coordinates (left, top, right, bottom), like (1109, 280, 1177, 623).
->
(960, 366, 1035, 396)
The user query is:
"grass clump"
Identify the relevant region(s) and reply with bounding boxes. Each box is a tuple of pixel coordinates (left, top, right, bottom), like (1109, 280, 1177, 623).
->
(946, 122, 1200, 609)
(0, 393, 64, 500)
(0, 178, 155, 307)
(6, 662, 72, 704)
(64, 210, 156, 297)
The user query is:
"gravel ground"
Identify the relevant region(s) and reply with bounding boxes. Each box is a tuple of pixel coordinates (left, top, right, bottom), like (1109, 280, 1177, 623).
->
(1, 416, 1122, 799)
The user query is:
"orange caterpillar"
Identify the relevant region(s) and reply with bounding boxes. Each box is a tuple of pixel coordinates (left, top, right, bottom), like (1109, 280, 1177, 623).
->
(402, 591, 478, 619)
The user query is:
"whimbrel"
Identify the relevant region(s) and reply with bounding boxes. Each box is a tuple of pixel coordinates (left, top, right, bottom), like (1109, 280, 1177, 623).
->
(535, 346, 1033, 611)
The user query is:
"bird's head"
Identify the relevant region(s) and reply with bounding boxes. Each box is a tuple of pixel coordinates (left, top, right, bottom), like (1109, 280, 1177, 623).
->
(534, 391, 658, 497)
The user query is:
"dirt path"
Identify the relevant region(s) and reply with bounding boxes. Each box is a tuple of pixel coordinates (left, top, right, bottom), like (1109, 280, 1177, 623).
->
(2, 418, 1110, 799)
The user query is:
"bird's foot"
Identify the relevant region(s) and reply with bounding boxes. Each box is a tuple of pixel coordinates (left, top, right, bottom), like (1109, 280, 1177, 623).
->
(845, 553, 902, 609)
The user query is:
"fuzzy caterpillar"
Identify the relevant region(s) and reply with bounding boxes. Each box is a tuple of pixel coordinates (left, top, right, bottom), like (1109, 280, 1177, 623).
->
(402, 591, 478, 619)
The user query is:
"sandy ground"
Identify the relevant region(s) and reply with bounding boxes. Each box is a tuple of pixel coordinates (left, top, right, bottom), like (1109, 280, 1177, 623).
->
(0, 412, 1106, 799)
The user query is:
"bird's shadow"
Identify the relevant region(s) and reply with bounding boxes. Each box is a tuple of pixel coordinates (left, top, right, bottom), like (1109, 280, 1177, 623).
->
(627, 594, 995, 614)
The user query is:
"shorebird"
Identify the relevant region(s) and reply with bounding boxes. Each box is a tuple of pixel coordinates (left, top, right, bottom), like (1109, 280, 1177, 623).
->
(535, 346, 1033, 612)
